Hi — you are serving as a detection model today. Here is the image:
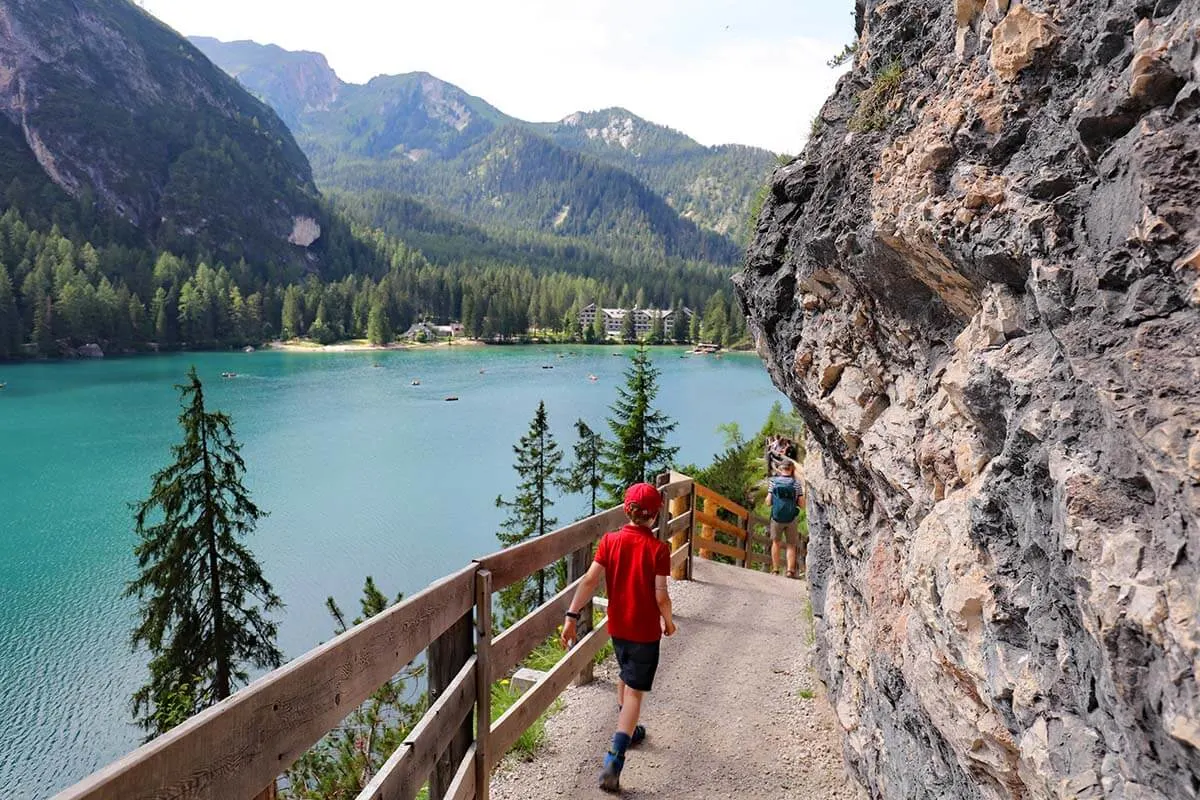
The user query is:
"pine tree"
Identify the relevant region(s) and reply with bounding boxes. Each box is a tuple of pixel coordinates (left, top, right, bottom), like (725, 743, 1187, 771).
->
(671, 302, 688, 344)
(495, 401, 563, 625)
(367, 300, 391, 345)
(649, 313, 665, 345)
(592, 310, 607, 342)
(601, 344, 679, 503)
(562, 419, 605, 517)
(0, 263, 19, 358)
(285, 577, 425, 798)
(620, 310, 636, 343)
(126, 367, 282, 736)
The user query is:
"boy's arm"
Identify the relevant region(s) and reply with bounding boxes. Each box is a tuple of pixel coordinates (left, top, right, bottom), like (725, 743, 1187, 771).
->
(560, 560, 605, 649)
(656, 575, 676, 636)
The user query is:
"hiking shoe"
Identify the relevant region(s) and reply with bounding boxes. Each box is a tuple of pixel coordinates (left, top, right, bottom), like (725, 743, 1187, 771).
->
(631, 724, 646, 746)
(599, 750, 624, 793)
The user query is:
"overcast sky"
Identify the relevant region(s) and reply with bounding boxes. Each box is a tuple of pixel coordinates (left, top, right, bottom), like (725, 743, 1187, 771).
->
(139, 0, 855, 154)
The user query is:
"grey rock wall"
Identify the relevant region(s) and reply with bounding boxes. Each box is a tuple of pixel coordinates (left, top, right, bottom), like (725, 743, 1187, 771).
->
(735, 2, 1200, 798)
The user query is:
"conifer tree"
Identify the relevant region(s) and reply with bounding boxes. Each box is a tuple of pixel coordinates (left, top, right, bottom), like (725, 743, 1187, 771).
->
(649, 313, 665, 345)
(495, 401, 563, 624)
(126, 367, 282, 736)
(620, 310, 636, 343)
(592, 310, 607, 342)
(601, 344, 679, 503)
(671, 302, 688, 344)
(562, 419, 606, 517)
(285, 577, 424, 798)
(0, 263, 19, 358)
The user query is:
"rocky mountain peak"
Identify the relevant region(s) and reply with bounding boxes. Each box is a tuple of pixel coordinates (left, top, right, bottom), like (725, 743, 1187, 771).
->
(738, 0, 1200, 798)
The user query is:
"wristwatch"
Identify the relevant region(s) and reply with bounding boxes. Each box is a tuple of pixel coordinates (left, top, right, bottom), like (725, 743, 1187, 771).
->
(564, 610, 581, 621)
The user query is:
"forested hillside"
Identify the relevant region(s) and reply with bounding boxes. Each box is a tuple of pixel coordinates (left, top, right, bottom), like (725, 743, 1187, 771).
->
(191, 38, 772, 252)
(0, 4, 752, 362)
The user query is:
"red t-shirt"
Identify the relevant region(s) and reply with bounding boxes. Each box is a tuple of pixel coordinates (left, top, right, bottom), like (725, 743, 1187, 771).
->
(594, 523, 671, 643)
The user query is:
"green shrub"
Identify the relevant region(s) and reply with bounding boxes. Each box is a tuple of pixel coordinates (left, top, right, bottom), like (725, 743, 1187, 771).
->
(849, 61, 904, 133)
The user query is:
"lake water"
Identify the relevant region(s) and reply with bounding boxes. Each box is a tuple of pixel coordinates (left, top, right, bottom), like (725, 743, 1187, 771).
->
(0, 345, 785, 798)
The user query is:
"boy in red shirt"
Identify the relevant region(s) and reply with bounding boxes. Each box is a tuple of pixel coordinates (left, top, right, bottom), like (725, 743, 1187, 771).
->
(561, 482, 677, 793)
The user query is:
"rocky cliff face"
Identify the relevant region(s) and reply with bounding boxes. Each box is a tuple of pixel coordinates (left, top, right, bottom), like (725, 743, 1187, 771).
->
(0, 0, 321, 266)
(736, 2, 1200, 798)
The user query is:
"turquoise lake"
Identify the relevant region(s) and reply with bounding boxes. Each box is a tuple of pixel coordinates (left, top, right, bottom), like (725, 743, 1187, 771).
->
(0, 345, 786, 798)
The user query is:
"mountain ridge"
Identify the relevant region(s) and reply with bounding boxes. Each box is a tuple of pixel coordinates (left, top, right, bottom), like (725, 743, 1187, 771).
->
(190, 36, 776, 246)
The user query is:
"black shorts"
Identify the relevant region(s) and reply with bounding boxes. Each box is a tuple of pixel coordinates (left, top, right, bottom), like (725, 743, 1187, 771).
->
(612, 637, 660, 692)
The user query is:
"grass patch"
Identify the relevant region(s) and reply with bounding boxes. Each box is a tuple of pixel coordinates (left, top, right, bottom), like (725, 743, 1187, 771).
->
(797, 688, 816, 700)
(848, 60, 904, 133)
(802, 599, 816, 646)
(490, 680, 558, 760)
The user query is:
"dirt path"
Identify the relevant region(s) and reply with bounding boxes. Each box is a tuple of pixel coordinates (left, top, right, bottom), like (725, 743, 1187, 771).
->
(491, 559, 866, 799)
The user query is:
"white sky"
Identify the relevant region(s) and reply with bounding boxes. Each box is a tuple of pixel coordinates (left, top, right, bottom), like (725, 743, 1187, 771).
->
(138, 0, 855, 154)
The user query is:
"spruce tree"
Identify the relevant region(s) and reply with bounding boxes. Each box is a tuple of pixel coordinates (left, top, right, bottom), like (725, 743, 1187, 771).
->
(126, 367, 282, 736)
(620, 310, 636, 343)
(601, 344, 679, 503)
(562, 419, 606, 517)
(285, 577, 424, 798)
(0, 263, 19, 358)
(495, 401, 563, 624)
(671, 302, 688, 344)
(649, 313, 665, 345)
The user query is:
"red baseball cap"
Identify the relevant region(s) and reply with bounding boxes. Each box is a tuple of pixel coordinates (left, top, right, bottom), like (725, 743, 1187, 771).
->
(623, 483, 663, 517)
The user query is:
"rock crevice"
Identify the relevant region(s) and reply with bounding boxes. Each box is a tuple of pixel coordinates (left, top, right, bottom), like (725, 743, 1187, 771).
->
(736, 2, 1200, 798)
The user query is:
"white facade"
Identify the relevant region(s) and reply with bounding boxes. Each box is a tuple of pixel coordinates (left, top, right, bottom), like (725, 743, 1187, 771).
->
(578, 303, 693, 338)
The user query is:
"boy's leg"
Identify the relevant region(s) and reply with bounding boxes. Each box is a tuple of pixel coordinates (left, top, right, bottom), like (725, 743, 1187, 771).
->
(786, 543, 797, 576)
(617, 678, 626, 710)
(616, 688, 645, 735)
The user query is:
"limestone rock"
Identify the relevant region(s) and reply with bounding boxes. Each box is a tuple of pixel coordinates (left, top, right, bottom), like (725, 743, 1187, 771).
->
(736, 1, 1200, 798)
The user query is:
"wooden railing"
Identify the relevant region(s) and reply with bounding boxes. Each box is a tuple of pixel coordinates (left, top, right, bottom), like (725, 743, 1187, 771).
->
(53, 474, 698, 800)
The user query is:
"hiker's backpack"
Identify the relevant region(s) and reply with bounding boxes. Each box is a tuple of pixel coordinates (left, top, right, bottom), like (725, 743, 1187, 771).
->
(771, 480, 799, 523)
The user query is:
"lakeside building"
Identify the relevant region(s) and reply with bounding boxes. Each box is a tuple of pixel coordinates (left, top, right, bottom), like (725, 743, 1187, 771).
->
(402, 322, 465, 341)
(578, 303, 694, 338)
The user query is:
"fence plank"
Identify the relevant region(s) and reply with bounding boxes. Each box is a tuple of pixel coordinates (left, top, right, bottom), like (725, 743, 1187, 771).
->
(488, 618, 611, 769)
(747, 551, 772, 568)
(670, 543, 688, 571)
(446, 744, 477, 800)
(693, 509, 747, 540)
(694, 484, 749, 519)
(53, 565, 476, 800)
(428, 611, 474, 800)
(567, 544, 595, 686)
(664, 510, 692, 538)
(696, 538, 746, 562)
(474, 570, 493, 800)
(357, 657, 477, 800)
(478, 508, 625, 592)
(658, 476, 694, 502)
(490, 577, 582, 682)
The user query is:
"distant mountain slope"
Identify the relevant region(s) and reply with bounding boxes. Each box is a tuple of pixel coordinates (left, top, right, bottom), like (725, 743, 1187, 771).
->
(190, 37, 769, 254)
(0, 2, 324, 268)
(536, 109, 778, 242)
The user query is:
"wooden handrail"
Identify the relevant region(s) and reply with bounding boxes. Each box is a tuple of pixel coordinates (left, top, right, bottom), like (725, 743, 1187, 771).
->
(54, 472, 714, 800)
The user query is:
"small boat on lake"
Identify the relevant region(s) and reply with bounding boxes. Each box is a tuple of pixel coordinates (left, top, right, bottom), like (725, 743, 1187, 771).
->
(588, 374, 598, 382)
(444, 395, 459, 402)
(411, 379, 421, 386)
(0, 382, 6, 390)
(542, 365, 554, 369)
(221, 372, 238, 379)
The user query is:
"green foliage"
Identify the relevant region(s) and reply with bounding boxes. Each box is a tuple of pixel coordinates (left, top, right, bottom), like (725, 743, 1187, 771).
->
(126, 367, 282, 737)
(600, 345, 679, 503)
(562, 420, 606, 517)
(849, 61, 905, 133)
(827, 42, 858, 69)
(284, 577, 426, 799)
(798, 688, 816, 700)
(495, 401, 565, 625)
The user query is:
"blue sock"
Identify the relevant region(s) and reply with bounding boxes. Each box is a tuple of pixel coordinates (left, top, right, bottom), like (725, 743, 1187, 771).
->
(611, 731, 632, 756)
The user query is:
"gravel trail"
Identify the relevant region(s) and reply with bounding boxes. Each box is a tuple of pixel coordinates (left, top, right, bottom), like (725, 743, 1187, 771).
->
(491, 559, 865, 799)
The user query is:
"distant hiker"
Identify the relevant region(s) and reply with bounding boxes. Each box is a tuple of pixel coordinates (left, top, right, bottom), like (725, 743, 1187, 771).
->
(767, 434, 798, 475)
(561, 482, 676, 794)
(769, 460, 805, 578)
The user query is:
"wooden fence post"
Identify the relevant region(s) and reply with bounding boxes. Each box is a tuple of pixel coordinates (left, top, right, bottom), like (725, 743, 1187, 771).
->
(568, 544, 595, 685)
(697, 496, 714, 562)
(668, 491, 689, 581)
(475, 569, 493, 800)
(428, 610, 474, 799)
(739, 513, 750, 568)
(686, 488, 696, 580)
